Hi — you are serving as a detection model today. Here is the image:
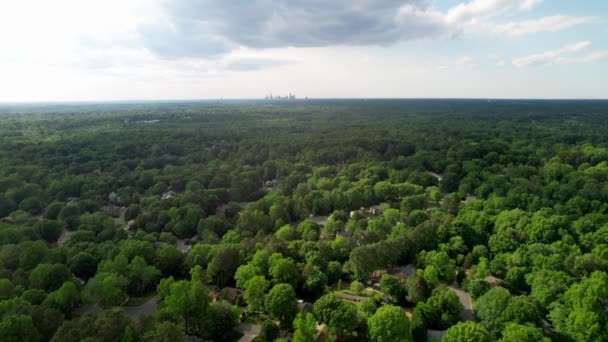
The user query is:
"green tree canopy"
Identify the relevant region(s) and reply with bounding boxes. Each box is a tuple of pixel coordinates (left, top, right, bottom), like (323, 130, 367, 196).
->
(368, 305, 411, 342)
(442, 321, 491, 342)
(265, 283, 297, 328)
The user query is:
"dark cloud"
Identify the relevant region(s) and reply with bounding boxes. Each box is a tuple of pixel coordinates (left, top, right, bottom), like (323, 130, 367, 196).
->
(138, 19, 232, 58)
(139, 0, 450, 58)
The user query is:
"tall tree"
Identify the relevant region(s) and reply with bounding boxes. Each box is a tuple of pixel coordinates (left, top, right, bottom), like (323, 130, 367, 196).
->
(498, 323, 549, 342)
(475, 287, 512, 337)
(265, 283, 297, 328)
(43, 281, 79, 317)
(244, 275, 269, 312)
(83, 272, 129, 308)
(0, 314, 41, 342)
(161, 267, 210, 334)
(442, 321, 491, 342)
(293, 312, 317, 342)
(368, 305, 411, 342)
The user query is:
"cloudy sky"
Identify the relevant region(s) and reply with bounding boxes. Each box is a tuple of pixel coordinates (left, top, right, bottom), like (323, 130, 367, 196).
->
(0, 0, 606, 102)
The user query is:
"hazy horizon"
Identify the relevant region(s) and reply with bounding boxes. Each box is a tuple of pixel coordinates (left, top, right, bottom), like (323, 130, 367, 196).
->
(3, 98, 608, 108)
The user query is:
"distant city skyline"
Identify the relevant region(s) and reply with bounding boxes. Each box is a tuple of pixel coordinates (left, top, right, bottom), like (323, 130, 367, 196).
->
(0, 0, 607, 102)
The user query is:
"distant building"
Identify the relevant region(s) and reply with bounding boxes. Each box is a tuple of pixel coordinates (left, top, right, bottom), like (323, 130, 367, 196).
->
(265, 93, 297, 101)
(108, 192, 119, 203)
(101, 204, 121, 217)
(337, 230, 352, 238)
(161, 190, 176, 200)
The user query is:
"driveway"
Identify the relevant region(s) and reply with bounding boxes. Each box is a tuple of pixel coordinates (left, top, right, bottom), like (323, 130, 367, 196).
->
(238, 323, 261, 342)
(448, 286, 474, 321)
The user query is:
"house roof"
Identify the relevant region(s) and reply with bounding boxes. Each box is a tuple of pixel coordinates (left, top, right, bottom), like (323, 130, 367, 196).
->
(484, 275, 505, 286)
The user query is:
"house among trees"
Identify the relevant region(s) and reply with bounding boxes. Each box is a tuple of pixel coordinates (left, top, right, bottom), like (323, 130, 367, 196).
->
(0, 216, 14, 224)
(214, 287, 242, 304)
(370, 205, 382, 215)
(389, 264, 417, 279)
(484, 275, 505, 287)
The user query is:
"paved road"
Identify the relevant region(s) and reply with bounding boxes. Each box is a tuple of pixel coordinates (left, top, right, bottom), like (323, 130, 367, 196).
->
(427, 329, 447, 341)
(448, 286, 474, 321)
(124, 296, 160, 319)
(238, 323, 261, 342)
(73, 305, 104, 316)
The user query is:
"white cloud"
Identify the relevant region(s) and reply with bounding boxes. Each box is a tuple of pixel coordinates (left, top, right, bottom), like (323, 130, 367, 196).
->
(496, 59, 506, 67)
(556, 50, 608, 64)
(581, 51, 608, 63)
(455, 56, 477, 68)
(492, 15, 598, 36)
(456, 56, 472, 65)
(519, 0, 543, 10)
(446, 0, 542, 25)
(512, 41, 591, 67)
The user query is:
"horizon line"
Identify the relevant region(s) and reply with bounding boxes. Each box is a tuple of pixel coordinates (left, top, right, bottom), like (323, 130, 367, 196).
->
(2, 97, 608, 106)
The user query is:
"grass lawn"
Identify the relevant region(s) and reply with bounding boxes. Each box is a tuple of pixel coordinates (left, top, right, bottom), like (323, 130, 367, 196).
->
(335, 289, 383, 300)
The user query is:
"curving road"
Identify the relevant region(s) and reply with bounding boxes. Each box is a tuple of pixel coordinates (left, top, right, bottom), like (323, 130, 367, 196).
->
(448, 286, 474, 321)
(124, 296, 160, 319)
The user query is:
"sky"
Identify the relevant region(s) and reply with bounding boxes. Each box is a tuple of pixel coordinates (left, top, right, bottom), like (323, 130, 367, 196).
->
(0, 0, 606, 102)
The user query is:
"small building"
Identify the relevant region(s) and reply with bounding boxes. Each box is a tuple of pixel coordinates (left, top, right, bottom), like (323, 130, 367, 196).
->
(370, 205, 382, 215)
(264, 179, 278, 187)
(350, 208, 365, 219)
(214, 287, 242, 304)
(125, 220, 136, 231)
(337, 231, 352, 238)
(389, 264, 417, 279)
(176, 239, 192, 253)
(108, 192, 119, 203)
(461, 195, 477, 204)
(102, 204, 120, 217)
(161, 190, 176, 200)
(484, 275, 505, 287)
(0, 216, 14, 224)
(297, 300, 313, 312)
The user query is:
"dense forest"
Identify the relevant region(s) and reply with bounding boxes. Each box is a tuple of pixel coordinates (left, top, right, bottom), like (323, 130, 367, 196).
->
(0, 99, 607, 342)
